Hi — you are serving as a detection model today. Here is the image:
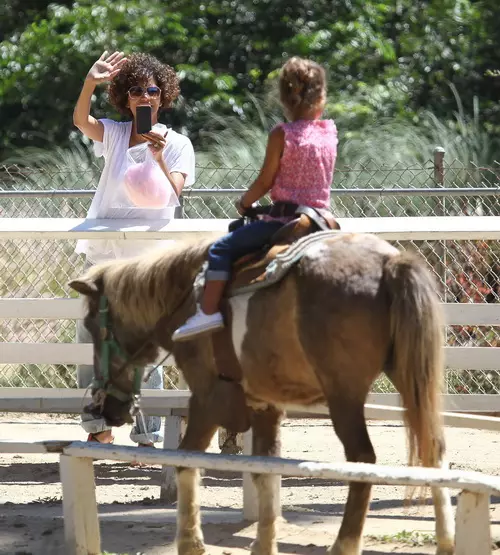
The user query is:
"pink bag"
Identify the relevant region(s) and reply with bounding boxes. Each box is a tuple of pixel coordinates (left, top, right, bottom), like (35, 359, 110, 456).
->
(120, 143, 179, 210)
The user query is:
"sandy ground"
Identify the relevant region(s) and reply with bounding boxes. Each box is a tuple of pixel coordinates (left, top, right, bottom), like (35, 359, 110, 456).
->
(0, 413, 499, 555)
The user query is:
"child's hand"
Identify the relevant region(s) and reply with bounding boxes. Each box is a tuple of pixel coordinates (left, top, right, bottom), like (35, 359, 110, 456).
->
(235, 197, 247, 216)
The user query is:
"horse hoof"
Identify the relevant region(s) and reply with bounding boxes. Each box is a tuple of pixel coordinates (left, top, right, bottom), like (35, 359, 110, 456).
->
(177, 536, 207, 555)
(435, 536, 454, 555)
(328, 537, 361, 555)
(436, 547, 454, 555)
(250, 539, 278, 555)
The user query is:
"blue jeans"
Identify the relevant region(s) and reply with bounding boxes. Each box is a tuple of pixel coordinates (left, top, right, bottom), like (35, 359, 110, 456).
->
(206, 219, 284, 281)
(77, 259, 164, 444)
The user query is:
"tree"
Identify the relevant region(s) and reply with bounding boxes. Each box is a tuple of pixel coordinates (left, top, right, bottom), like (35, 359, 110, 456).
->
(0, 0, 499, 158)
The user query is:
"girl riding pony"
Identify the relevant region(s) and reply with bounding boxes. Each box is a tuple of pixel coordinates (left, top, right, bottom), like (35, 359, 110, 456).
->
(173, 56, 338, 341)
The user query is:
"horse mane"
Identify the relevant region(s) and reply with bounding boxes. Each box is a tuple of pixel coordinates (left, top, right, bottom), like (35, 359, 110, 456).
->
(87, 239, 211, 330)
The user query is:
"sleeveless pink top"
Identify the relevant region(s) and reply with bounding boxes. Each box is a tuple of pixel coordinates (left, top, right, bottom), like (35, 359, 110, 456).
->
(270, 119, 338, 209)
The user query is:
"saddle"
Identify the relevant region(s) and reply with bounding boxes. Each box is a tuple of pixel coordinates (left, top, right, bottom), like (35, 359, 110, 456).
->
(227, 202, 341, 292)
(208, 203, 341, 434)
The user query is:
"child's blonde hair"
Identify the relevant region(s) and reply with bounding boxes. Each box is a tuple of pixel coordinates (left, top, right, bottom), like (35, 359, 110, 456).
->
(279, 57, 326, 119)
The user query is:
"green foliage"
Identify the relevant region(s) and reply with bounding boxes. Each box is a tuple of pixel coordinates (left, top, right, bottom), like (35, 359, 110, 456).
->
(0, 0, 499, 158)
(0, 0, 74, 40)
(367, 529, 435, 546)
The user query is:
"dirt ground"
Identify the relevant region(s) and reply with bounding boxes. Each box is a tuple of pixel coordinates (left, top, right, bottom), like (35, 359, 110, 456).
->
(0, 413, 499, 555)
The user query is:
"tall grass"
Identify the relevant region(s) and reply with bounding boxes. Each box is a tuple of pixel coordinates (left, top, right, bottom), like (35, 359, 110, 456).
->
(1, 141, 102, 192)
(3, 86, 497, 187)
(195, 86, 500, 186)
(340, 84, 499, 172)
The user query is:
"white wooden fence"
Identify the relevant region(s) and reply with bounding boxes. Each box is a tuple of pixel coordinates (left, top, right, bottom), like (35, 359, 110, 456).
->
(2, 214, 500, 240)
(1, 215, 500, 413)
(1, 298, 500, 413)
(1, 216, 500, 527)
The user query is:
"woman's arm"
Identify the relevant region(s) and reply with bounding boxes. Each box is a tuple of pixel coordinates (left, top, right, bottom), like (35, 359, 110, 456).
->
(239, 126, 284, 209)
(157, 159, 187, 198)
(73, 51, 127, 142)
(73, 80, 104, 142)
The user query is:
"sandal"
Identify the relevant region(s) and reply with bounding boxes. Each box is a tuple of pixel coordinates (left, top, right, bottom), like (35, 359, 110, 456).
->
(87, 432, 115, 444)
(130, 442, 157, 467)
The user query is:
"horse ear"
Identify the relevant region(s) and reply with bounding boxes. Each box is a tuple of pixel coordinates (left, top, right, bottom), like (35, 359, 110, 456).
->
(68, 278, 99, 297)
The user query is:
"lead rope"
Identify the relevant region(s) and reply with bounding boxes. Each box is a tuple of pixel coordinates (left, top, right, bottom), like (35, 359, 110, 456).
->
(134, 351, 176, 446)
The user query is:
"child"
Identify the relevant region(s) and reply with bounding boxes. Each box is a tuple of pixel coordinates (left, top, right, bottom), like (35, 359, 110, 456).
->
(172, 56, 338, 342)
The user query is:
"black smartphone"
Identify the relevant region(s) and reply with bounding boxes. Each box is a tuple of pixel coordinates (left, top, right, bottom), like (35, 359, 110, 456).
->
(136, 105, 152, 134)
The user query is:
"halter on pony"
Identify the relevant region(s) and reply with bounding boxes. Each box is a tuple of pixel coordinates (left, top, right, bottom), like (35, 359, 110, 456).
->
(89, 295, 144, 422)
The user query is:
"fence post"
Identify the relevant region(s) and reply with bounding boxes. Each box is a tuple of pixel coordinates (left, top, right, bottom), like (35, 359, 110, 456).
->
(174, 194, 185, 219)
(60, 455, 101, 555)
(242, 429, 258, 520)
(433, 146, 449, 358)
(160, 196, 186, 501)
(455, 490, 491, 554)
(433, 146, 445, 189)
(242, 429, 282, 521)
(160, 408, 186, 501)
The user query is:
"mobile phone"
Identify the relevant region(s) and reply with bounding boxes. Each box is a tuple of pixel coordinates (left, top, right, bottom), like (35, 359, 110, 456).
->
(136, 105, 152, 134)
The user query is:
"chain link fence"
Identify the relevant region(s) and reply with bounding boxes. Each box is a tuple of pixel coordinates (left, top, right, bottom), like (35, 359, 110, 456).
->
(1, 152, 499, 394)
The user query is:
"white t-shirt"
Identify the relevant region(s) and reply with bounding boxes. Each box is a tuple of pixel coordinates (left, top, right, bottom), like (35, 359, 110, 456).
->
(75, 118, 195, 263)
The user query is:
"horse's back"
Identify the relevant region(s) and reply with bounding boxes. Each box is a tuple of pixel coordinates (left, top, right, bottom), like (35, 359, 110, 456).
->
(297, 232, 400, 295)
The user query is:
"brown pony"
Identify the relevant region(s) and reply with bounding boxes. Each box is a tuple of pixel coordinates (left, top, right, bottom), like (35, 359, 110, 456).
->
(69, 232, 454, 555)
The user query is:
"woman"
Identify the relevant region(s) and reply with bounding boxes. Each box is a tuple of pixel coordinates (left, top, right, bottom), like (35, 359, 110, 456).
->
(73, 51, 195, 447)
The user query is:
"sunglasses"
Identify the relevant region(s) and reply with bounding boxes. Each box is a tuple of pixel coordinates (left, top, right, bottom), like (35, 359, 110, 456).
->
(127, 86, 161, 98)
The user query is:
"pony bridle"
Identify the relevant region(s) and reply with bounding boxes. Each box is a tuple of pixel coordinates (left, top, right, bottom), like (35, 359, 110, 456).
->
(90, 283, 193, 422)
(93, 295, 145, 418)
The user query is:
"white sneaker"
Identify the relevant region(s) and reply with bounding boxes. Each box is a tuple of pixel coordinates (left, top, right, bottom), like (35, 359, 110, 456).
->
(172, 305, 224, 342)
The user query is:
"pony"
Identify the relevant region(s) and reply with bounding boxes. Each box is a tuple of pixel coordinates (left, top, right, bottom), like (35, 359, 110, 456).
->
(69, 231, 454, 555)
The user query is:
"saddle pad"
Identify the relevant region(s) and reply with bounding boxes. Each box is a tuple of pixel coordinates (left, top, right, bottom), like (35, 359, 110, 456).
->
(227, 229, 343, 297)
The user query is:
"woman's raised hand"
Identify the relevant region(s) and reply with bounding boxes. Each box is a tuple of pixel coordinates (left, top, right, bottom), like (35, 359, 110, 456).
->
(86, 51, 127, 84)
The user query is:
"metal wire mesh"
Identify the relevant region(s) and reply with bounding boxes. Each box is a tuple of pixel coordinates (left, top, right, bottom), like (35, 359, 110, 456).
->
(0, 156, 499, 393)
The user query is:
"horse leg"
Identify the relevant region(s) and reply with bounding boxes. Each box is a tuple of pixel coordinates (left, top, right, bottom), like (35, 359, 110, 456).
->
(249, 405, 283, 555)
(176, 396, 218, 555)
(327, 397, 375, 555)
(388, 384, 454, 554)
(432, 475, 454, 555)
(427, 436, 454, 554)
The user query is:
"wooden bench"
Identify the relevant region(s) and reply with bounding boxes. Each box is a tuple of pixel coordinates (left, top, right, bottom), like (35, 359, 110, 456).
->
(0, 439, 498, 555)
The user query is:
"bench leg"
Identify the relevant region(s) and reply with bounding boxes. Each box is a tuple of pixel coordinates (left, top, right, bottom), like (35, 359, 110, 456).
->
(455, 490, 491, 555)
(60, 455, 100, 555)
(242, 429, 282, 522)
(160, 411, 186, 502)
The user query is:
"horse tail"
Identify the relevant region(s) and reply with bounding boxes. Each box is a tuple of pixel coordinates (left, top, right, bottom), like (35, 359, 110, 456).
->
(383, 251, 445, 472)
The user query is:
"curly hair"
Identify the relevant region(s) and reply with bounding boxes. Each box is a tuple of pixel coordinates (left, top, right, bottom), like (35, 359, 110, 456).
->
(279, 57, 327, 119)
(108, 53, 180, 116)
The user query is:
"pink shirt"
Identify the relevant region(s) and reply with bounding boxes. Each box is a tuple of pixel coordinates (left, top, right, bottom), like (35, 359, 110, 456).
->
(270, 119, 338, 209)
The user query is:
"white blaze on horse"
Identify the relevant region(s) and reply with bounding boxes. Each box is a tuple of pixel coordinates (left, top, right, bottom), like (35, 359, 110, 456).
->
(69, 229, 454, 555)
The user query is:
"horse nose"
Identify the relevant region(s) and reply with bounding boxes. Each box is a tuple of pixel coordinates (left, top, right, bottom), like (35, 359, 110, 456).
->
(101, 395, 134, 427)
